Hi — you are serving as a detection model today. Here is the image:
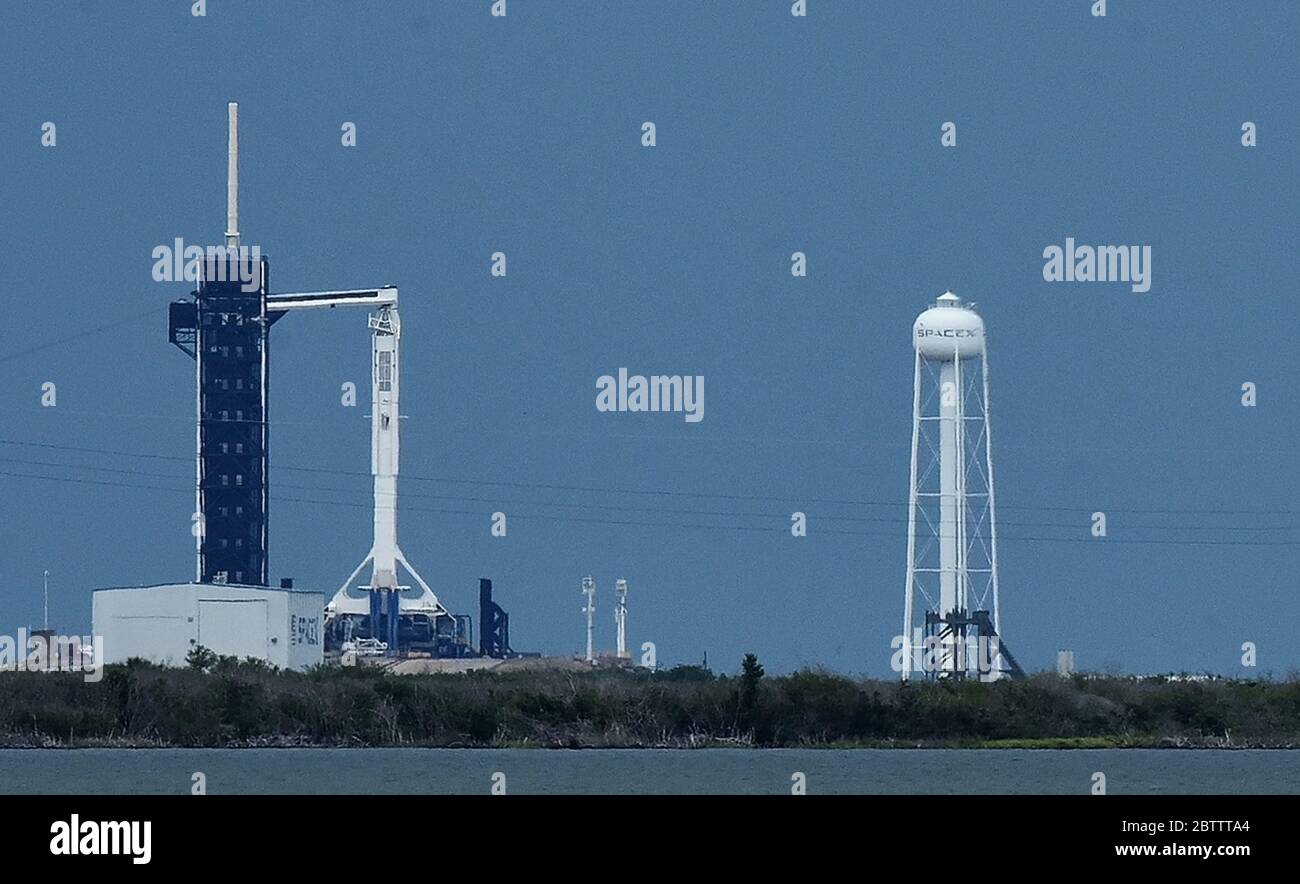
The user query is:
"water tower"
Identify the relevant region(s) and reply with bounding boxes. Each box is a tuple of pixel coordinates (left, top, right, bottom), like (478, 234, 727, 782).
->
(901, 292, 1023, 680)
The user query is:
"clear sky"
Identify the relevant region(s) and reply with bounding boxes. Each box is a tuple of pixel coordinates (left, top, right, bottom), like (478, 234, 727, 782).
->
(2, 1, 1297, 677)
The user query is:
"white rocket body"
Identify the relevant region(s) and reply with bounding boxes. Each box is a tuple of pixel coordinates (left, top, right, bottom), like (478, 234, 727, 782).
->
(370, 308, 401, 591)
(326, 304, 446, 618)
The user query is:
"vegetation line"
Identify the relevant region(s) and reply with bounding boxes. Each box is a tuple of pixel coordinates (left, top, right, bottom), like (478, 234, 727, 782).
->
(0, 653, 1296, 750)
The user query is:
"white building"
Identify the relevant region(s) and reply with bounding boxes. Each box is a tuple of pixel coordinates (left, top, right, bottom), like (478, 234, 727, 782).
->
(93, 583, 323, 671)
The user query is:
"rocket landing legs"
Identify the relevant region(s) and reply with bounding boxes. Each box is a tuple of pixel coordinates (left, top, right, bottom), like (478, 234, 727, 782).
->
(324, 549, 468, 659)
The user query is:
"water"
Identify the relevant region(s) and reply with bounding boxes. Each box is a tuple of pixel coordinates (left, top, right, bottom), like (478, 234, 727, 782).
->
(1, 749, 1296, 794)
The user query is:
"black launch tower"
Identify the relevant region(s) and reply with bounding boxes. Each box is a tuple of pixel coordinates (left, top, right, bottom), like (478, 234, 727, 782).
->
(169, 252, 275, 586)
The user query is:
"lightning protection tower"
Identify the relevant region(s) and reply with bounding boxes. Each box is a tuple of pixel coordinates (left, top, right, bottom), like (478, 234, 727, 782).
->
(902, 292, 1022, 681)
(614, 578, 628, 659)
(581, 576, 596, 663)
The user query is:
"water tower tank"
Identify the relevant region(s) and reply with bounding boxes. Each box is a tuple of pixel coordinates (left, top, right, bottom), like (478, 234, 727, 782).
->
(913, 291, 984, 359)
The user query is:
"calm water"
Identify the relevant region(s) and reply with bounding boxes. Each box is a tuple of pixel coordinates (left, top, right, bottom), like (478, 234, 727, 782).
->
(1, 749, 1296, 794)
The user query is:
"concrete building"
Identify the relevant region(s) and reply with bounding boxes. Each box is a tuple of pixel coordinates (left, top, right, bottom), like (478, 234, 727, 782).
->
(92, 583, 323, 671)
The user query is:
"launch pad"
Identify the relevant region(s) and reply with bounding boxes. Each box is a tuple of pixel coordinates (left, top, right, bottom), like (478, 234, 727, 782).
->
(120, 102, 525, 666)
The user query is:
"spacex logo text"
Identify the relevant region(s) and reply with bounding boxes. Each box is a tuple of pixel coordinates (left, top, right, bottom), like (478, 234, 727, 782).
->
(596, 368, 704, 423)
(916, 328, 979, 340)
(49, 815, 151, 865)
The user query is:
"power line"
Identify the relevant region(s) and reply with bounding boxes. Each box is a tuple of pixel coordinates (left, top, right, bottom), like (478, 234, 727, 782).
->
(0, 305, 168, 365)
(1, 453, 1296, 534)
(0, 465, 1297, 548)
(0, 436, 1295, 518)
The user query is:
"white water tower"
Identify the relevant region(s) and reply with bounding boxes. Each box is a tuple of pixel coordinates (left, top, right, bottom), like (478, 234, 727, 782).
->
(902, 292, 1021, 681)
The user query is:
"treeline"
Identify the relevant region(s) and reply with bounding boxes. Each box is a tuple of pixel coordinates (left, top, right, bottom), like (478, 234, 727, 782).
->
(1, 655, 1298, 748)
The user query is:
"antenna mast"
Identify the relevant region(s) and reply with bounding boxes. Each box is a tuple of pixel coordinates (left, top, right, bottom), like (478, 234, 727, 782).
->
(225, 102, 239, 248)
(614, 579, 628, 659)
(581, 576, 596, 663)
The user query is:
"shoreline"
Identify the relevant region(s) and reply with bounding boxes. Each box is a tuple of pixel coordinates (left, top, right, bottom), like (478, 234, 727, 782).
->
(2, 735, 1296, 752)
(3, 744, 1296, 750)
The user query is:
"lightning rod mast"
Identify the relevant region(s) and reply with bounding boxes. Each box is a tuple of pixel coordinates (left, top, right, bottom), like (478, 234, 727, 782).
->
(581, 576, 596, 663)
(614, 578, 628, 659)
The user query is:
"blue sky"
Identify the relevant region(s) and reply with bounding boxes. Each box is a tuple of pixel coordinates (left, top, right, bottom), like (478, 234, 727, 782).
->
(2, 1, 1298, 676)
